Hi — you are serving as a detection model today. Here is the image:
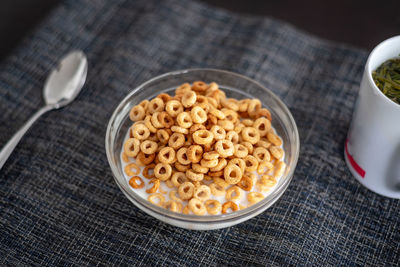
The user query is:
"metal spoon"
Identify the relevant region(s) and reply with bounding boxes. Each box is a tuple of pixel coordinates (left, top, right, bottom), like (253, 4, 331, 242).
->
(0, 50, 88, 170)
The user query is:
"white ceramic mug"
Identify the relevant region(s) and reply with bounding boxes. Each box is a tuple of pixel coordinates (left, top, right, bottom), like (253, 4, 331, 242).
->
(345, 35, 400, 199)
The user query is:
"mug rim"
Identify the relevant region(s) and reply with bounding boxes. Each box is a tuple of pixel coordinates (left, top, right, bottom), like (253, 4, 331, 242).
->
(366, 35, 400, 110)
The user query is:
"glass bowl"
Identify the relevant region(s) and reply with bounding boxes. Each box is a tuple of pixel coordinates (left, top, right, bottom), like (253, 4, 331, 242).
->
(105, 69, 300, 230)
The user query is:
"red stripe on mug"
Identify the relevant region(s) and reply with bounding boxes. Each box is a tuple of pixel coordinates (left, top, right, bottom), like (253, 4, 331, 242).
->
(345, 139, 366, 178)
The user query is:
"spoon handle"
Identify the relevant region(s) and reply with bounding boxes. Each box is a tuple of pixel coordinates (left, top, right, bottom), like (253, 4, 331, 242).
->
(0, 105, 54, 170)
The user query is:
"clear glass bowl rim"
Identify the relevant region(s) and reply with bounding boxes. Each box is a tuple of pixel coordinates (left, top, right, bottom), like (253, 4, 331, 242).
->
(105, 68, 300, 224)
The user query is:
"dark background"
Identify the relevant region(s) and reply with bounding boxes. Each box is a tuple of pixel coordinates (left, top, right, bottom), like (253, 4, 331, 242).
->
(0, 0, 399, 62)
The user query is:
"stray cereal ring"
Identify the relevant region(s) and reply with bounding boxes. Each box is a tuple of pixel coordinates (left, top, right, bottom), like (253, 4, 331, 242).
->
(176, 112, 193, 128)
(169, 190, 182, 202)
(129, 105, 145, 121)
(124, 162, 140, 176)
(192, 130, 214, 145)
(158, 147, 176, 164)
(178, 182, 195, 200)
(224, 163, 242, 184)
(193, 185, 211, 201)
(129, 176, 144, 189)
(171, 172, 188, 187)
(205, 200, 222, 215)
(124, 138, 140, 157)
(148, 193, 165, 206)
(140, 140, 158, 154)
(215, 140, 234, 158)
(146, 179, 160, 193)
(122, 152, 130, 163)
(186, 169, 204, 181)
(168, 133, 185, 149)
(154, 163, 172, 181)
(190, 106, 207, 124)
(164, 200, 180, 212)
(222, 201, 239, 214)
(244, 155, 258, 172)
(132, 124, 150, 140)
(188, 198, 206, 215)
(143, 163, 156, 179)
(226, 186, 242, 201)
(187, 145, 203, 163)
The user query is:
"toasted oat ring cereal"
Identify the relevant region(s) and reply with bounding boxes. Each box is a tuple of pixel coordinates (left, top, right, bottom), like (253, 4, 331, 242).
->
(164, 200, 180, 212)
(253, 117, 271, 136)
(224, 163, 242, 184)
(182, 90, 197, 108)
(193, 185, 211, 201)
(192, 130, 214, 145)
(247, 192, 264, 204)
(273, 161, 286, 179)
(192, 81, 208, 92)
(178, 182, 195, 200)
(139, 99, 149, 110)
(226, 186, 242, 201)
(253, 147, 271, 162)
(154, 163, 172, 181)
(159, 112, 174, 128)
(140, 140, 158, 154)
(137, 152, 155, 165)
(208, 170, 224, 177)
(151, 112, 164, 128)
(156, 93, 171, 103)
(205, 200, 222, 215)
(194, 95, 209, 110)
(226, 131, 239, 144)
(124, 138, 140, 157)
(209, 183, 225, 196)
(169, 190, 182, 202)
(124, 162, 140, 177)
(171, 125, 189, 135)
(129, 105, 145, 121)
(241, 127, 260, 144)
(247, 99, 261, 117)
(200, 158, 219, 168)
(143, 163, 156, 179)
(210, 125, 226, 140)
(209, 107, 225, 120)
(257, 161, 274, 175)
(144, 115, 157, 133)
(210, 158, 227, 172)
(158, 147, 176, 164)
(187, 145, 203, 163)
(146, 179, 160, 194)
(215, 140, 234, 158)
(132, 124, 151, 140)
(192, 163, 209, 174)
(122, 152, 130, 163)
(176, 83, 191, 95)
(171, 172, 188, 187)
(222, 201, 239, 214)
(168, 133, 185, 150)
(156, 129, 169, 144)
(176, 147, 191, 165)
(203, 151, 219, 160)
(176, 112, 193, 128)
(188, 198, 206, 215)
(148, 193, 165, 206)
(241, 141, 254, 154)
(269, 146, 284, 160)
(257, 108, 272, 121)
(218, 120, 234, 131)
(234, 144, 248, 158)
(190, 106, 207, 124)
(129, 176, 145, 189)
(238, 175, 254, 191)
(175, 162, 191, 172)
(165, 100, 184, 117)
(148, 97, 164, 114)
(244, 155, 259, 172)
(229, 158, 246, 174)
(186, 169, 204, 182)
(267, 132, 282, 146)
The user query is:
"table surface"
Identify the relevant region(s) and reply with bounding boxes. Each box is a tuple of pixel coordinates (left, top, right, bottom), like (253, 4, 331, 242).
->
(0, 0, 399, 62)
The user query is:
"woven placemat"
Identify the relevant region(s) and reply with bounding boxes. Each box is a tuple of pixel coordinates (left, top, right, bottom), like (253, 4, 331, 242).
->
(0, 0, 398, 265)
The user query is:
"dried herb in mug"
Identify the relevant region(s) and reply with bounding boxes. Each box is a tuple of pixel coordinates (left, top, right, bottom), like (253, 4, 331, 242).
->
(372, 58, 400, 105)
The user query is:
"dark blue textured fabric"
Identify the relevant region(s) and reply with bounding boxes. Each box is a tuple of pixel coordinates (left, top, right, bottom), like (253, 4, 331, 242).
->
(0, 0, 399, 266)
